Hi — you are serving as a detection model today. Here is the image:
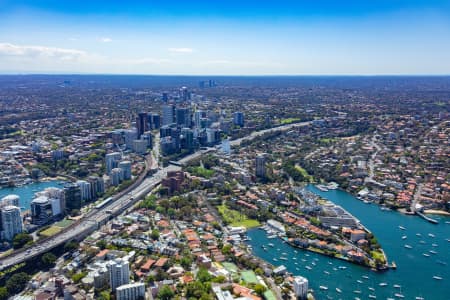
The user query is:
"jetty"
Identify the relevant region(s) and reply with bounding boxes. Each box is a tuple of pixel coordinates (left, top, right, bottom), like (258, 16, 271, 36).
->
(416, 211, 439, 224)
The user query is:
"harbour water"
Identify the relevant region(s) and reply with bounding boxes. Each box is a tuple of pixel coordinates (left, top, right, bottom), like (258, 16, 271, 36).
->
(0, 181, 65, 211)
(247, 185, 449, 300)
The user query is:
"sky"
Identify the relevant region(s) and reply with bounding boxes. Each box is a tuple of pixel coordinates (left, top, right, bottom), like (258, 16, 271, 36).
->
(0, 0, 450, 75)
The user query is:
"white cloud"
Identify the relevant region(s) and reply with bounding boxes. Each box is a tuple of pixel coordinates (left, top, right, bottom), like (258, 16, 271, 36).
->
(168, 47, 194, 53)
(0, 42, 87, 61)
(99, 37, 112, 43)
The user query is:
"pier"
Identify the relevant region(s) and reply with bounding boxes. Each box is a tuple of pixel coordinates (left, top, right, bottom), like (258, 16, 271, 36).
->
(416, 211, 439, 224)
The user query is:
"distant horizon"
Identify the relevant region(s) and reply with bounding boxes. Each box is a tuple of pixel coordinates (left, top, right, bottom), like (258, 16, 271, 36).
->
(1, 73, 450, 77)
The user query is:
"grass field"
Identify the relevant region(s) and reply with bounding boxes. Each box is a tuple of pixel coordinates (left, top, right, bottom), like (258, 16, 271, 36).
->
(55, 219, 74, 228)
(241, 270, 258, 284)
(222, 262, 238, 273)
(39, 226, 62, 237)
(280, 117, 301, 124)
(217, 204, 260, 228)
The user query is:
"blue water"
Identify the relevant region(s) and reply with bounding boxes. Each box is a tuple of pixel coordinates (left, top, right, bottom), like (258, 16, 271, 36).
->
(0, 181, 65, 211)
(247, 185, 449, 300)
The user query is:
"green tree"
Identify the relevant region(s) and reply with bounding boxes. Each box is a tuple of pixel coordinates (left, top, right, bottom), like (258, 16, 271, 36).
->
(196, 267, 212, 283)
(254, 283, 267, 296)
(98, 291, 111, 300)
(151, 229, 160, 240)
(64, 240, 78, 252)
(41, 252, 57, 267)
(6, 272, 30, 294)
(0, 287, 8, 300)
(12, 233, 33, 249)
(96, 239, 107, 250)
(157, 285, 174, 300)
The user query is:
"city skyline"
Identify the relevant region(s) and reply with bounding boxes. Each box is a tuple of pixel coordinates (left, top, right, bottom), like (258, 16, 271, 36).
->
(1, 0, 450, 75)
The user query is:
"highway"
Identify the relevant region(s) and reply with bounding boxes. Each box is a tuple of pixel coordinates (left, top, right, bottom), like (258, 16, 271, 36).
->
(0, 121, 312, 270)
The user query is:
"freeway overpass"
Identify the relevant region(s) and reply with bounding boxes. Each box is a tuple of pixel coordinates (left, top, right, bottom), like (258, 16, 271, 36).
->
(0, 121, 312, 270)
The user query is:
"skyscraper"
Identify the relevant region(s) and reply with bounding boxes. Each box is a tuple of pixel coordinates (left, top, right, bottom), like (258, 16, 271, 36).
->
(176, 107, 191, 128)
(106, 152, 122, 174)
(77, 180, 92, 202)
(255, 154, 266, 178)
(293, 276, 309, 299)
(0, 195, 20, 208)
(162, 105, 175, 126)
(1, 205, 22, 241)
(180, 86, 189, 101)
(64, 183, 82, 213)
(233, 111, 245, 127)
(136, 112, 148, 138)
(118, 161, 132, 180)
(116, 282, 145, 300)
(108, 258, 130, 291)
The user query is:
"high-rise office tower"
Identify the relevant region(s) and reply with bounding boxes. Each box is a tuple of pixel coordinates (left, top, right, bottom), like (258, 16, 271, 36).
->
(106, 152, 122, 174)
(176, 107, 191, 128)
(162, 105, 175, 126)
(108, 258, 130, 291)
(63, 183, 82, 213)
(161, 92, 168, 103)
(293, 276, 309, 300)
(181, 128, 195, 150)
(255, 154, 266, 178)
(180, 86, 189, 102)
(1, 205, 22, 241)
(233, 111, 245, 127)
(136, 112, 148, 138)
(118, 161, 132, 180)
(76, 180, 92, 202)
(0, 195, 20, 208)
(194, 110, 206, 128)
(116, 283, 145, 300)
(149, 113, 161, 129)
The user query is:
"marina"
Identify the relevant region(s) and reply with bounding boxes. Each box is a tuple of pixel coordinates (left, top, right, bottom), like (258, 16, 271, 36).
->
(246, 185, 449, 300)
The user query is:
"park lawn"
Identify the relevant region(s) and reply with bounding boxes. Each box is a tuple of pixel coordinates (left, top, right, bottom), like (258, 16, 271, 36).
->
(280, 117, 301, 124)
(40, 226, 62, 237)
(189, 166, 215, 178)
(222, 262, 238, 273)
(55, 219, 74, 228)
(241, 270, 258, 284)
(217, 204, 260, 228)
(371, 250, 386, 263)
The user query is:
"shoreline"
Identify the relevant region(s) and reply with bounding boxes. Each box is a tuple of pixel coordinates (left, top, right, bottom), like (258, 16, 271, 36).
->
(423, 209, 450, 216)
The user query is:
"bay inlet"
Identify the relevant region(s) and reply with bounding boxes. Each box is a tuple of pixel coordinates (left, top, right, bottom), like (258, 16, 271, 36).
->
(246, 185, 449, 300)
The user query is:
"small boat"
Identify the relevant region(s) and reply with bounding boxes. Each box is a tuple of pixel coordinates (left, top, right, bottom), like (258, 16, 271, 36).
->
(355, 298, 361, 300)
(324, 271, 330, 275)
(399, 226, 406, 230)
(362, 275, 369, 279)
(393, 284, 401, 288)
(429, 250, 438, 254)
(379, 282, 388, 287)
(336, 288, 342, 293)
(338, 266, 347, 270)
(268, 243, 274, 247)
(423, 253, 430, 257)
(419, 240, 426, 244)
(432, 243, 438, 247)
(267, 234, 277, 239)
(280, 257, 288, 261)
(333, 268, 338, 271)
(301, 259, 306, 262)
(404, 244, 412, 249)
(415, 297, 424, 300)
(401, 235, 407, 240)
(436, 260, 447, 266)
(312, 262, 316, 266)
(368, 287, 375, 291)
(305, 266, 312, 270)
(328, 261, 333, 265)
(428, 233, 435, 238)
(432, 276, 442, 280)
(369, 295, 376, 299)
(394, 293, 405, 298)
(293, 257, 297, 260)
(296, 267, 300, 271)
(416, 233, 421, 236)
(282, 252, 287, 255)
(357, 280, 363, 284)
(305, 254, 310, 257)
(319, 286, 328, 290)
(354, 290, 361, 294)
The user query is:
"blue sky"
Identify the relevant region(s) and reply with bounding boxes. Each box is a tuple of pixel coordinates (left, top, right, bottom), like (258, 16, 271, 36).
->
(0, 0, 449, 75)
